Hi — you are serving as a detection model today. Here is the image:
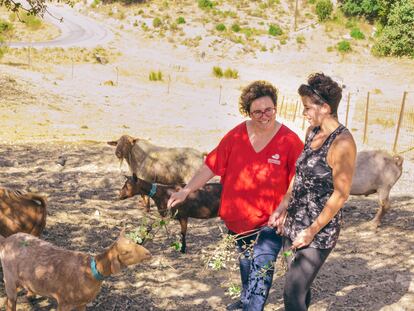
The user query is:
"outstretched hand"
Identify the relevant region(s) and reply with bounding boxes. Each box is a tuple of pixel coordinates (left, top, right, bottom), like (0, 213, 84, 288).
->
(167, 189, 190, 209)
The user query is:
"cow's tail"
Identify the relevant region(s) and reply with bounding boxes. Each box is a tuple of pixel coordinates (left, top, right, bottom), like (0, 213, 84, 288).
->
(23, 193, 47, 236)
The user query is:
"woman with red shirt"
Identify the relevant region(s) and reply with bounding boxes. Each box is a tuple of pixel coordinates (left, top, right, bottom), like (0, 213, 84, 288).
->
(168, 81, 303, 311)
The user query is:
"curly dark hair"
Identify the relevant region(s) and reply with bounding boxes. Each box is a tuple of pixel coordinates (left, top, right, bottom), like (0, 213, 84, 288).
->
(298, 73, 342, 118)
(239, 81, 278, 117)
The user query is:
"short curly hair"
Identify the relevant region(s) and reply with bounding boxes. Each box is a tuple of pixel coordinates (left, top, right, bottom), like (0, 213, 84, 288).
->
(239, 80, 278, 117)
(298, 73, 342, 118)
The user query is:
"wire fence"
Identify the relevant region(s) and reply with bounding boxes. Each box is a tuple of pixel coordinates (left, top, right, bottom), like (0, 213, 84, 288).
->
(278, 90, 414, 155)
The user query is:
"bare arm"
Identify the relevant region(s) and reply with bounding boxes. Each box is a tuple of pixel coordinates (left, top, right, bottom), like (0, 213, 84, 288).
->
(167, 164, 215, 208)
(292, 133, 356, 249)
(268, 176, 295, 233)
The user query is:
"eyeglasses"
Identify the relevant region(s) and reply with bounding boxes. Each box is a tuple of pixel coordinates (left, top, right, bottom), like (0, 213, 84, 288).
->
(250, 107, 276, 118)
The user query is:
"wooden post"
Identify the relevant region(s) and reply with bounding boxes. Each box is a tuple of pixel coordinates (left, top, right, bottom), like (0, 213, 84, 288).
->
(294, 0, 299, 31)
(167, 74, 171, 94)
(393, 91, 407, 153)
(218, 84, 222, 106)
(345, 92, 350, 127)
(279, 96, 285, 116)
(293, 100, 299, 122)
(363, 92, 370, 144)
(115, 67, 119, 86)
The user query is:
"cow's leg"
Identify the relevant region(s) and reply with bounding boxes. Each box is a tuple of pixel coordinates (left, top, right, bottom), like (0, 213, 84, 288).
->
(4, 278, 17, 311)
(178, 218, 188, 253)
(371, 188, 391, 228)
(140, 195, 151, 213)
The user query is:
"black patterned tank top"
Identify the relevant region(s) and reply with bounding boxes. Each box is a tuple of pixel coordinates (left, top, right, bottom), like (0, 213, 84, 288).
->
(284, 124, 349, 249)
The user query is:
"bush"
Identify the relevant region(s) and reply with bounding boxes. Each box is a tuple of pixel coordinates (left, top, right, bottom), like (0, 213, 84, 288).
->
(22, 14, 42, 30)
(350, 27, 365, 39)
(372, 0, 414, 57)
(268, 24, 283, 36)
(153, 17, 162, 28)
(216, 23, 226, 31)
(316, 0, 333, 21)
(212, 66, 223, 78)
(339, 0, 381, 21)
(224, 68, 239, 79)
(0, 20, 13, 34)
(198, 0, 214, 9)
(296, 35, 306, 44)
(231, 23, 241, 32)
(337, 40, 352, 52)
(149, 70, 163, 81)
(176, 16, 186, 24)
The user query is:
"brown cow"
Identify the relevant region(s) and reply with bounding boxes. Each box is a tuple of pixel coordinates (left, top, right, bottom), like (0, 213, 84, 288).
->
(0, 188, 47, 237)
(350, 150, 404, 227)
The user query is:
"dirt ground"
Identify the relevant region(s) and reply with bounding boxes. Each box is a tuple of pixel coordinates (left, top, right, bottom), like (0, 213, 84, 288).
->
(0, 141, 413, 311)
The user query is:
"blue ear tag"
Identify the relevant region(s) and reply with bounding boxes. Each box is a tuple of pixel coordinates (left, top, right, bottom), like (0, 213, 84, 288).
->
(148, 184, 157, 198)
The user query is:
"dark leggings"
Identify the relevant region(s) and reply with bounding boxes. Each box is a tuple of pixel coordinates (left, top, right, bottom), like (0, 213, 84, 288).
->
(283, 238, 332, 311)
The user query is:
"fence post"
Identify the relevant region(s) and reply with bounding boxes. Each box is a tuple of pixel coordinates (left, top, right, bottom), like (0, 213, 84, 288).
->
(392, 91, 407, 153)
(218, 84, 222, 106)
(345, 92, 350, 127)
(363, 92, 370, 144)
(293, 100, 299, 122)
(279, 96, 285, 116)
(167, 74, 171, 94)
(294, 0, 299, 31)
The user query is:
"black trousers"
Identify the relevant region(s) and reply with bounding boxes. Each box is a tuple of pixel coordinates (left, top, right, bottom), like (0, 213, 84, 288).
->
(283, 238, 332, 311)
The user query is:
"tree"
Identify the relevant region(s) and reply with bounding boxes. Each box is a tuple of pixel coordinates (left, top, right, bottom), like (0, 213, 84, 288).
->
(0, 0, 73, 16)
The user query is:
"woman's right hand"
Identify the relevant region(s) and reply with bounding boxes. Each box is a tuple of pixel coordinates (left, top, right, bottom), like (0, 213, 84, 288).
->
(167, 188, 191, 209)
(268, 207, 287, 235)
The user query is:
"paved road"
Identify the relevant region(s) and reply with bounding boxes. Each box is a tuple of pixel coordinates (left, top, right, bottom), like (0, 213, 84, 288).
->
(8, 4, 113, 48)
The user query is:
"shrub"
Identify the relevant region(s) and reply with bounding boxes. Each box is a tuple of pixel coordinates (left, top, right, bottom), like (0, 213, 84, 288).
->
(176, 16, 186, 24)
(316, 0, 333, 21)
(268, 24, 283, 36)
(216, 23, 226, 31)
(149, 70, 163, 81)
(153, 17, 162, 28)
(350, 27, 365, 39)
(198, 0, 214, 9)
(231, 23, 241, 32)
(22, 14, 42, 30)
(0, 20, 13, 33)
(337, 40, 352, 52)
(296, 35, 306, 44)
(224, 68, 239, 79)
(212, 66, 223, 78)
(372, 0, 414, 57)
(339, 0, 381, 21)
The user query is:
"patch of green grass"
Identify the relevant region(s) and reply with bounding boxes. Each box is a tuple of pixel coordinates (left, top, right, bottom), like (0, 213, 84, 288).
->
(22, 14, 42, 30)
(0, 20, 13, 34)
(213, 66, 223, 78)
(216, 23, 226, 31)
(198, 0, 214, 9)
(337, 40, 351, 53)
(153, 17, 162, 28)
(176, 16, 186, 24)
(231, 23, 241, 32)
(149, 70, 163, 81)
(269, 24, 283, 37)
(224, 68, 239, 79)
(350, 27, 365, 39)
(296, 35, 305, 44)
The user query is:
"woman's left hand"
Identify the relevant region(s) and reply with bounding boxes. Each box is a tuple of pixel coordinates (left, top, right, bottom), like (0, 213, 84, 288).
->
(292, 228, 316, 249)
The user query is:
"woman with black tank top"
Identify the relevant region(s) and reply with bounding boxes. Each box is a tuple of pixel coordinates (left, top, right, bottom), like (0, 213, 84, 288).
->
(268, 73, 357, 311)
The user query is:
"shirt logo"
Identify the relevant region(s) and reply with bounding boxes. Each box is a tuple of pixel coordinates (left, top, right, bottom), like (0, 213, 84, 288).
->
(268, 153, 281, 165)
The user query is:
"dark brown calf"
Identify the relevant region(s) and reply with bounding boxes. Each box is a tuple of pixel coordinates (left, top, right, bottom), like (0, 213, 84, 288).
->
(0, 188, 47, 237)
(119, 174, 222, 253)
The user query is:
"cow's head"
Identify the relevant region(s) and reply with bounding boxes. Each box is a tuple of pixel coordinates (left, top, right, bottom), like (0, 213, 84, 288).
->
(107, 135, 138, 160)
